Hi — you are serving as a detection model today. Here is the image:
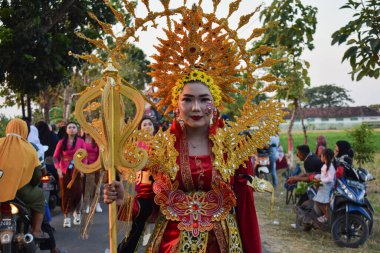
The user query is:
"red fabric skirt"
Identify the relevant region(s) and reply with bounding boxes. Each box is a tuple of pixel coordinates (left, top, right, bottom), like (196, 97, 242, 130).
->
(158, 221, 221, 253)
(59, 169, 83, 214)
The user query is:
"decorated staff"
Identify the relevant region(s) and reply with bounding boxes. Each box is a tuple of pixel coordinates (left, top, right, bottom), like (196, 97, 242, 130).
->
(71, 61, 148, 252)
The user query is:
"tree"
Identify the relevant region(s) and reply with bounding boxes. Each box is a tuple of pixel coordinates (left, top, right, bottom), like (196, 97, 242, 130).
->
(304, 84, 354, 108)
(368, 104, 380, 111)
(120, 45, 152, 91)
(223, 81, 267, 119)
(0, 0, 125, 118)
(0, 114, 10, 137)
(332, 0, 380, 81)
(257, 0, 317, 162)
(56, 43, 152, 123)
(349, 123, 375, 166)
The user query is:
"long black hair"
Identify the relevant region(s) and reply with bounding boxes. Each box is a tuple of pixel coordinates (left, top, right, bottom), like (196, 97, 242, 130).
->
(322, 148, 334, 172)
(35, 121, 58, 157)
(62, 122, 78, 151)
(336, 140, 354, 158)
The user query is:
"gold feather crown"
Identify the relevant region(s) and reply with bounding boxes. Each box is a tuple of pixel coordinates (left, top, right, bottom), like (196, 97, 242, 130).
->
(147, 1, 284, 114)
(71, 0, 283, 115)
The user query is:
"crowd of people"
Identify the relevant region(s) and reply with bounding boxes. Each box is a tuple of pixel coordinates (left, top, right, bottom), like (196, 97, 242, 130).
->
(0, 118, 106, 222)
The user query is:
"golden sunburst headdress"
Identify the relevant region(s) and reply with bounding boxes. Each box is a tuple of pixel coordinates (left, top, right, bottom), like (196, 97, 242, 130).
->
(72, 0, 283, 115)
(146, 1, 284, 114)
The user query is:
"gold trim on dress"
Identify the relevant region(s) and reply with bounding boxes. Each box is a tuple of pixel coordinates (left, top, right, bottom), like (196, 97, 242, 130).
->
(145, 215, 169, 253)
(179, 230, 208, 253)
(226, 214, 244, 253)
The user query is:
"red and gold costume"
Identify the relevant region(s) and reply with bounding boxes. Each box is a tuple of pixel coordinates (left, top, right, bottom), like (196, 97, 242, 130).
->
(143, 120, 262, 253)
(71, 1, 286, 252)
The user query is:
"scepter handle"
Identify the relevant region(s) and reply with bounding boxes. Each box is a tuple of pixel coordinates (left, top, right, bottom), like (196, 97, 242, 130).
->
(108, 168, 118, 253)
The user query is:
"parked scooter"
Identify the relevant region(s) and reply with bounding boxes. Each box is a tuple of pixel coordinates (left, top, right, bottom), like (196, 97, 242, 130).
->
(254, 148, 271, 180)
(294, 165, 375, 248)
(0, 199, 55, 253)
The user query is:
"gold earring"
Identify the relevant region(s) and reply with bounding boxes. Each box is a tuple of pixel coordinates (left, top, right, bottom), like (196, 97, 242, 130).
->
(175, 108, 184, 127)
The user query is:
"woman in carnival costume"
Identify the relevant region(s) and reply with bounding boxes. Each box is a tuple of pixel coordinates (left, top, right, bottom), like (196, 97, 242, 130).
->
(69, 0, 285, 252)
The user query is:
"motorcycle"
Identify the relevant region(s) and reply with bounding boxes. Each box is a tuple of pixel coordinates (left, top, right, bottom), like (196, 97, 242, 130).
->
(254, 148, 271, 181)
(0, 199, 55, 253)
(294, 166, 375, 248)
(40, 174, 59, 211)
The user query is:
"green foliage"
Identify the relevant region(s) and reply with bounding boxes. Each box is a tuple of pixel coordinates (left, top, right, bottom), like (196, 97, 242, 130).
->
(331, 0, 380, 81)
(120, 45, 152, 91)
(0, 114, 10, 137)
(368, 104, 380, 111)
(223, 81, 267, 119)
(69, 44, 152, 121)
(304, 84, 354, 108)
(294, 181, 320, 195)
(257, 0, 318, 101)
(260, 0, 318, 57)
(0, 85, 18, 108)
(349, 123, 376, 166)
(49, 106, 63, 125)
(0, 0, 125, 98)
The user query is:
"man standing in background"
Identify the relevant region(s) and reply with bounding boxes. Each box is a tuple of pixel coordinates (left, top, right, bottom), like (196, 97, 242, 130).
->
(269, 134, 280, 188)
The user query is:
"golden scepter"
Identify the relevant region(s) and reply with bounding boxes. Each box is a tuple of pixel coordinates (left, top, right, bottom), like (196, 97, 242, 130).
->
(72, 57, 148, 252)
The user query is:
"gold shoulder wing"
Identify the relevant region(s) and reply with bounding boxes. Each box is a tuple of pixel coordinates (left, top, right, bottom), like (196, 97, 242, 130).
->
(210, 98, 284, 181)
(125, 129, 179, 180)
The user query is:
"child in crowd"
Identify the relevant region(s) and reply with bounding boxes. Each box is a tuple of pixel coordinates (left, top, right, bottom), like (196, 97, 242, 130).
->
(313, 148, 336, 223)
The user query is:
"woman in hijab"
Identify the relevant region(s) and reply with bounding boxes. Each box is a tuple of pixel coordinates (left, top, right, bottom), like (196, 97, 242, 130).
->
(0, 118, 47, 239)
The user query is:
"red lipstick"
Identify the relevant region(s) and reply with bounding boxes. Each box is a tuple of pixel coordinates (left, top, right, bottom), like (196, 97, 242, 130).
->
(191, 116, 202, 121)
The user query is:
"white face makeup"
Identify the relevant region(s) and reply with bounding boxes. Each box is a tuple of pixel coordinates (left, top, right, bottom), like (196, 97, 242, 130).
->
(178, 82, 214, 129)
(141, 119, 155, 136)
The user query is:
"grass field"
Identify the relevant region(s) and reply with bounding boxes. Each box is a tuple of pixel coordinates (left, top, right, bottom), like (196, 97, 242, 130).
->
(256, 141, 380, 253)
(256, 159, 380, 252)
(279, 129, 380, 154)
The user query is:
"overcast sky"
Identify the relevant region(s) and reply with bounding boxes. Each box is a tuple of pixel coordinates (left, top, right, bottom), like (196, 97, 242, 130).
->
(1, 0, 378, 118)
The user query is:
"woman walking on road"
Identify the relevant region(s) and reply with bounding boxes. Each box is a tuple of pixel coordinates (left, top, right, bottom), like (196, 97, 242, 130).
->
(53, 122, 86, 228)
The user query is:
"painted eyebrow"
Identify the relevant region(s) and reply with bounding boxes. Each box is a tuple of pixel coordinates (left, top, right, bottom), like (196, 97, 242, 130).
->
(182, 94, 212, 97)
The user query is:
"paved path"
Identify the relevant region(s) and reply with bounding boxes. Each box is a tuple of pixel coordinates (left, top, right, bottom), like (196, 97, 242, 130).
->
(37, 204, 271, 253)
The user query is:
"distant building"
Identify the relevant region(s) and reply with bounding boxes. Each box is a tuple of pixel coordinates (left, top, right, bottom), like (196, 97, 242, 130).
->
(280, 106, 380, 130)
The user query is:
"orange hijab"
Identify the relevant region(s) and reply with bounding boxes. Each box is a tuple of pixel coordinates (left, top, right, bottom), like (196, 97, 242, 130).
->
(0, 119, 40, 202)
